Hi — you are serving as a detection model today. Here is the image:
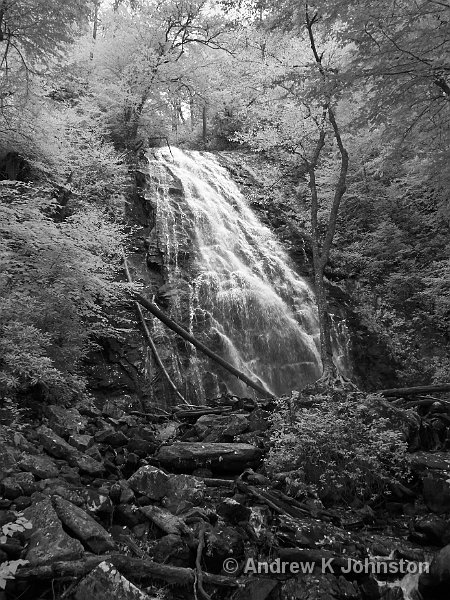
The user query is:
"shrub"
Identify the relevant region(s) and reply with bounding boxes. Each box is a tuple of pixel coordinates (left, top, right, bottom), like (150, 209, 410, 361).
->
(265, 389, 411, 503)
(0, 183, 128, 404)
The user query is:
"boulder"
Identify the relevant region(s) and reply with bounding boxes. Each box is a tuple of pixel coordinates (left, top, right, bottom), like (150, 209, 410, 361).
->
(1, 473, 37, 499)
(95, 429, 128, 447)
(74, 561, 150, 600)
(156, 442, 262, 474)
(155, 421, 179, 443)
(204, 525, 245, 573)
(163, 474, 206, 513)
(18, 454, 59, 479)
(419, 543, 450, 599)
(422, 476, 450, 514)
(52, 496, 115, 554)
(127, 466, 169, 499)
(153, 534, 191, 567)
(38, 425, 104, 476)
(69, 434, 94, 451)
(194, 414, 248, 442)
(414, 515, 450, 546)
(23, 498, 84, 565)
(45, 405, 88, 438)
(281, 573, 360, 600)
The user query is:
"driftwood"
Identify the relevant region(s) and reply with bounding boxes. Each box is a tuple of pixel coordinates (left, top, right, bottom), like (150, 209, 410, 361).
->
(135, 292, 274, 399)
(379, 384, 450, 398)
(16, 554, 239, 588)
(123, 253, 188, 405)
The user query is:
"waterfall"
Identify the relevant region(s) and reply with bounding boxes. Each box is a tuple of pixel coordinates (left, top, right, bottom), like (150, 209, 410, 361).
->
(148, 147, 323, 400)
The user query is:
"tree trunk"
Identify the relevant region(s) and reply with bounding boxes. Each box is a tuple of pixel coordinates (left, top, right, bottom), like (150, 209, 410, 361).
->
(202, 104, 207, 147)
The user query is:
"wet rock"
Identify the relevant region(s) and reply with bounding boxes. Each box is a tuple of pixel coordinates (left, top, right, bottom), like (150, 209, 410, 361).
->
(1, 473, 37, 499)
(23, 498, 84, 565)
(205, 525, 245, 573)
(49, 486, 85, 506)
(52, 496, 115, 553)
(18, 454, 59, 479)
(163, 474, 206, 513)
(153, 533, 191, 567)
(194, 414, 249, 442)
(127, 465, 169, 499)
(422, 475, 450, 513)
(281, 573, 360, 600)
(114, 504, 147, 528)
(102, 399, 128, 419)
(414, 515, 449, 546)
(156, 442, 262, 474)
(69, 434, 94, 451)
(14, 496, 32, 510)
(95, 429, 129, 447)
(127, 438, 157, 457)
(233, 578, 278, 600)
(155, 421, 179, 442)
(45, 405, 88, 437)
(217, 498, 252, 524)
(419, 543, 450, 599)
(74, 560, 150, 600)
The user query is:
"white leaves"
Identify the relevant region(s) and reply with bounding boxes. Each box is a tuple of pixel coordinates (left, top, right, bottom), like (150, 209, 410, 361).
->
(0, 560, 29, 590)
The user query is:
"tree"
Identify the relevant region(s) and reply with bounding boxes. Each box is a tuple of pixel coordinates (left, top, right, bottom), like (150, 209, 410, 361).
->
(86, 0, 230, 149)
(0, 0, 91, 118)
(216, 5, 351, 381)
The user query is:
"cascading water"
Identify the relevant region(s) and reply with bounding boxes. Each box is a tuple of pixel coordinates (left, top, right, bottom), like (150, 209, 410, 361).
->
(148, 147, 324, 400)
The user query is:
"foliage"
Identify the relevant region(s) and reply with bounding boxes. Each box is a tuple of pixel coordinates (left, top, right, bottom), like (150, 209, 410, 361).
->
(0, 0, 91, 124)
(0, 513, 31, 589)
(265, 390, 411, 502)
(0, 182, 128, 404)
(0, 514, 32, 544)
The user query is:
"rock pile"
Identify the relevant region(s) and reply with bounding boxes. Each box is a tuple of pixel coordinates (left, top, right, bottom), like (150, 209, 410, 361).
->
(1, 395, 450, 599)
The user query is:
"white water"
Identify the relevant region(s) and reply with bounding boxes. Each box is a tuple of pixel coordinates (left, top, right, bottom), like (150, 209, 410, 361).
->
(149, 147, 323, 400)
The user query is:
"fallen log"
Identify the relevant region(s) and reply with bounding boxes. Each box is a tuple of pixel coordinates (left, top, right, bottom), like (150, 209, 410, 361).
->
(16, 554, 239, 588)
(378, 384, 450, 398)
(135, 292, 275, 399)
(173, 407, 233, 419)
(155, 441, 262, 474)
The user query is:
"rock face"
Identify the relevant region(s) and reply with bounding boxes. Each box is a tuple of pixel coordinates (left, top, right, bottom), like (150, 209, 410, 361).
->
(74, 561, 150, 600)
(52, 496, 115, 554)
(23, 498, 84, 565)
(156, 442, 262, 473)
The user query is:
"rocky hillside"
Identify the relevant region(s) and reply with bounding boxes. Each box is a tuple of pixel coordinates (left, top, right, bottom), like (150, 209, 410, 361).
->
(1, 392, 450, 600)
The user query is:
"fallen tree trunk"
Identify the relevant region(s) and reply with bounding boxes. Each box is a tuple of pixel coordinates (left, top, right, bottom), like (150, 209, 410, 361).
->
(156, 441, 262, 474)
(135, 292, 274, 399)
(16, 554, 239, 588)
(378, 384, 450, 398)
